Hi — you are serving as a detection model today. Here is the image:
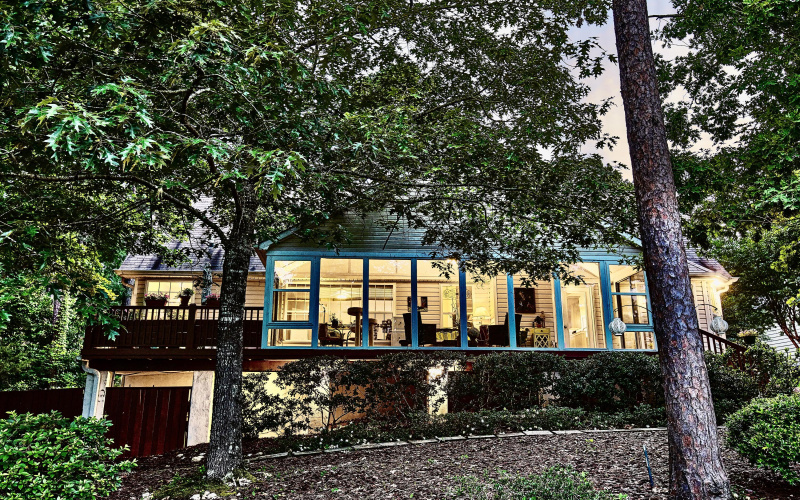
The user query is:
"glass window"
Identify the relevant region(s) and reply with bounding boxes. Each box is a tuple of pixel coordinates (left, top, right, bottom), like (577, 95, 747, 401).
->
(271, 292, 310, 321)
(612, 331, 655, 350)
(145, 281, 194, 306)
(561, 263, 605, 349)
(511, 274, 556, 348)
(467, 270, 508, 347)
(319, 259, 364, 348)
(368, 260, 411, 348)
(417, 261, 462, 347)
(273, 260, 311, 289)
(609, 265, 650, 325)
(267, 329, 312, 347)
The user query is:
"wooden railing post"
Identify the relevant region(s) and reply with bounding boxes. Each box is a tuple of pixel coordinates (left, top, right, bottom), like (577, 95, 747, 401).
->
(186, 304, 197, 350)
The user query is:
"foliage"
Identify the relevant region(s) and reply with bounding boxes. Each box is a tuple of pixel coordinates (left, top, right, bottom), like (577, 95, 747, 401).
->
(242, 353, 460, 438)
(552, 352, 663, 412)
(711, 236, 800, 346)
(446, 351, 566, 412)
(1, 0, 632, 477)
(704, 352, 759, 419)
(659, 0, 800, 321)
(449, 466, 628, 500)
(0, 277, 86, 389)
(0, 411, 135, 499)
(722, 341, 800, 396)
(243, 405, 666, 454)
(727, 394, 800, 484)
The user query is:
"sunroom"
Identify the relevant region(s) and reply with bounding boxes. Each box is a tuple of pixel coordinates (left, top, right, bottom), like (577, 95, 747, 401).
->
(260, 215, 656, 353)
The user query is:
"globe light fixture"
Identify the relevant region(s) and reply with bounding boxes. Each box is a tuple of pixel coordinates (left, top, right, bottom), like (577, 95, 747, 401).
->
(608, 317, 627, 336)
(710, 315, 729, 335)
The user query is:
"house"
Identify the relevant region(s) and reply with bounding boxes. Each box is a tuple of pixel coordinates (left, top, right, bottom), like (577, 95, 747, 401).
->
(79, 211, 739, 447)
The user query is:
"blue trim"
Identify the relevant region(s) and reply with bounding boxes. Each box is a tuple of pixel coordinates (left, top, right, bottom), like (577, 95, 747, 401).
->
(553, 276, 564, 349)
(459, 268, 468, 348)
(599, 261, 614, 350)
(506, 274, 517, 348)
(411, 259, 418, 348)
(362, 258, 369, 348)
(260, 253, 659, 353)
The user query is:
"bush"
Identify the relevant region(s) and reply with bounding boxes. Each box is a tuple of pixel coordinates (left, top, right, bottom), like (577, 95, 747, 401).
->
(724, 341, 800, 396)
(705, 352, 759, 420)
(727, 394, 800, 484)
(446, 351, 565, 412)
(450, 466, 627, 499)
(0, 411, 135, 499)
(552, 352, 663, 412)
(242, 353, 462, 437)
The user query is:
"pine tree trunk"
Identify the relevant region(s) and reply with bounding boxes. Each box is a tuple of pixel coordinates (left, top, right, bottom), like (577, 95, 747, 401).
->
(611, 1, 731, 498)
(206, 183, 258, 480)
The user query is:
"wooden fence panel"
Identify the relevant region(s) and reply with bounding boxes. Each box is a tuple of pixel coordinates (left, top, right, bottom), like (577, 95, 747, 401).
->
(0, 388, 83, 418)
(104, 387, 191, 457)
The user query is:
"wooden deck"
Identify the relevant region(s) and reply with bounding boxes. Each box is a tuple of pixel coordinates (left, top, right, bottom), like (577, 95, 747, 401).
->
(82, 305, 747, 371)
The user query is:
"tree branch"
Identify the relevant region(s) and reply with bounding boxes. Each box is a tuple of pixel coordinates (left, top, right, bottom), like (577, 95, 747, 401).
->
(1, 172, 229, 245)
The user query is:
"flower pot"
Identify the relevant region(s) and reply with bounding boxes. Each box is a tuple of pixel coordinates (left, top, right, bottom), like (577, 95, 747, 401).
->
(743, 336, 756, 346)
(205, 298, 221, 308)
(145, 299, 167, 308)
(180, 295, 191, 307)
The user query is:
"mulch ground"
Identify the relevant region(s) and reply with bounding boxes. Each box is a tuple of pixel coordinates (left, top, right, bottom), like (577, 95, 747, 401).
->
(109, 430, 798, 499)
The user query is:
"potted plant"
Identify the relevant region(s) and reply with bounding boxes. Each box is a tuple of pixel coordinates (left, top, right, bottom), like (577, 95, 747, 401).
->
(738, 329, 759, 346)
(144, 292, 169, 307)
(204, 293, 220, 308)
(330, 313, 339, 328)
(178, 287, 194, 307)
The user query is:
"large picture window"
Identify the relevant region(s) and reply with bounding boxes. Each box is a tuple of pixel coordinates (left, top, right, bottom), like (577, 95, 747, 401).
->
(561, 263, 605, 349)
(609, 265, 653, 350)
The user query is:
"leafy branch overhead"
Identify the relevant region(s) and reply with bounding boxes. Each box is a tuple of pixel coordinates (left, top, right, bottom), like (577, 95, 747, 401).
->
(2, 0, 633, 282)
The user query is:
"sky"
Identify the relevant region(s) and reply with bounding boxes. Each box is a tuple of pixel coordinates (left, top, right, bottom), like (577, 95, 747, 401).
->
(569, 0, 695, 180)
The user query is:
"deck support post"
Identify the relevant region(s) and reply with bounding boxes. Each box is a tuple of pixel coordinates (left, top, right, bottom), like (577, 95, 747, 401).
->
(188, 371, 215, 445)
(81, 363, 110, 418)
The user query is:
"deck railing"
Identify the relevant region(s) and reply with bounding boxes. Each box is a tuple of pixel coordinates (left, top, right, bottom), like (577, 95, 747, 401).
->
(698, 328, 748, 371)
(84, 305, 264, 350)
(84, 306, 750, 370)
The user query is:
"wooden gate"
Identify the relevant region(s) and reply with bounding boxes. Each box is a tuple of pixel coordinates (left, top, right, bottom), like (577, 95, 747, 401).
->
(0, 388, 84, 418)
(104, 387, 191, 457)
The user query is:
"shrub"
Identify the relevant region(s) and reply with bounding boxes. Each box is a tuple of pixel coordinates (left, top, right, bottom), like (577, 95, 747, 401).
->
(450, 466, 627, 499)
(705, 352, 759, 420)
(727, 394, 800, 484)
(241, 353, 462, 437)
(0, 411, 135, 500)
(552, 352, 663, 412)
(446, 351, 565, 412)
(724, 341, 800, 396)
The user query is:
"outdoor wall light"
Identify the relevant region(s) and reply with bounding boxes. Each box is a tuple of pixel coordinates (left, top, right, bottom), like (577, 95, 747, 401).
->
(608, 317, 627, 336)
(710, 315, 729, 335)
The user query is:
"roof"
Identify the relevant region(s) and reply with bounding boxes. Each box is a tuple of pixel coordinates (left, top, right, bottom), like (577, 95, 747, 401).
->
(117, 198, 265, 275)
(117, 210, 733, 280)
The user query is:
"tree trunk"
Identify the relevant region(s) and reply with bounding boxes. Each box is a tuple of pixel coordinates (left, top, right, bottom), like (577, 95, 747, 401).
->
(206, 183, 258, 480)
(611, 1, 731, 498)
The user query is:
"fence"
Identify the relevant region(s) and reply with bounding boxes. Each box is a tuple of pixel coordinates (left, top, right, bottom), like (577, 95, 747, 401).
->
(0, 388, 84, 418)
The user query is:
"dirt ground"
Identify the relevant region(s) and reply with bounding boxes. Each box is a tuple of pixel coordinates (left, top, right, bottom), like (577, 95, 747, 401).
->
(109, 430, 798, 499)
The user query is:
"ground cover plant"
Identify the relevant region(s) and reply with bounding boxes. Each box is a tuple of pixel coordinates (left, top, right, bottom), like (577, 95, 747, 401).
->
(0, 411, 135, 500)
(449, 465, 628, 499)
(726, 393, 800, 484)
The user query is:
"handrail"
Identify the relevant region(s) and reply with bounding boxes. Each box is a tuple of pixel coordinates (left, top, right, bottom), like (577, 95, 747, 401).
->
(84, 305, 264, 350)
(698, 328, 747, 371)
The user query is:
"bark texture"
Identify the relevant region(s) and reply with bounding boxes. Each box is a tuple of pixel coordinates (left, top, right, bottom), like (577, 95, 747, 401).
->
(611, 1, 731, 498)
(206, 183, 258, 480)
